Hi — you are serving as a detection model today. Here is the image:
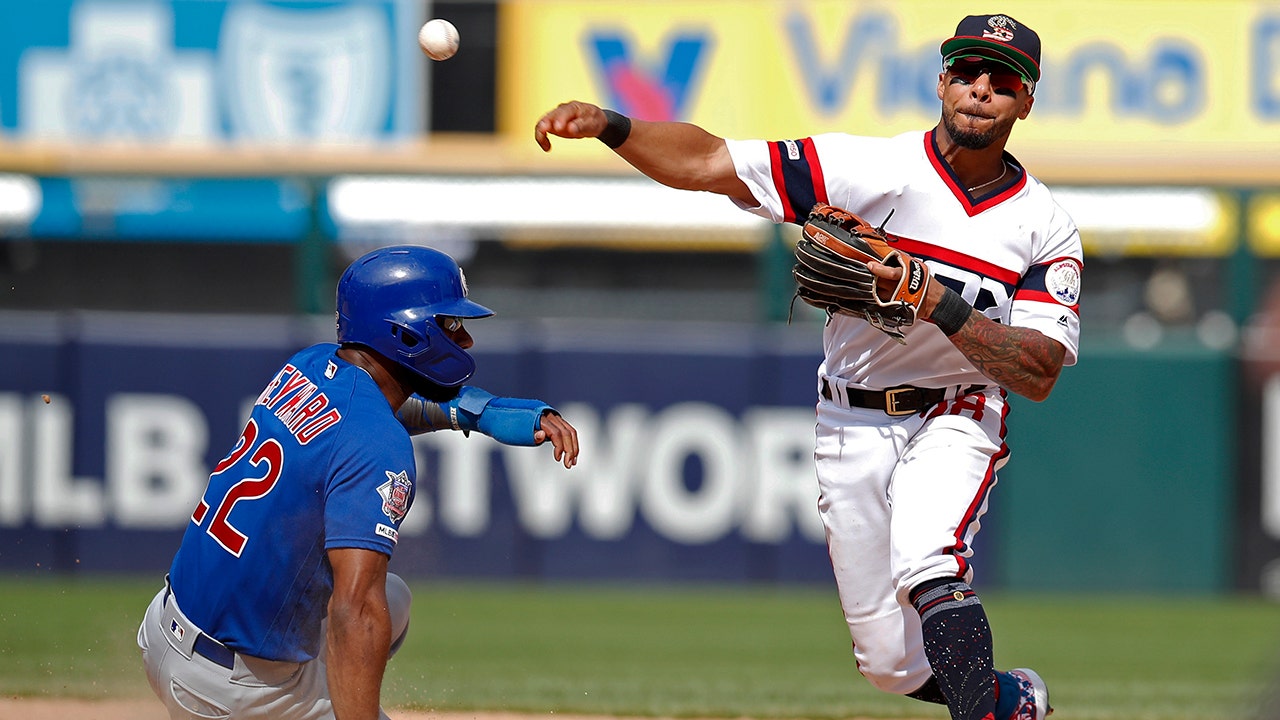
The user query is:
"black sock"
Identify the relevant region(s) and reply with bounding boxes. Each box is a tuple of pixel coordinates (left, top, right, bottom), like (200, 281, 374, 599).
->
(907, 675, 948, 705)
(909, 579, 996, 720)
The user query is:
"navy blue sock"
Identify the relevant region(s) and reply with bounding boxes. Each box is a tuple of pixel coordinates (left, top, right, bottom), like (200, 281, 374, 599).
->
(906, 675, 948, 705)
(909, 579, 996, 720)
(993, 670, 1020, 720)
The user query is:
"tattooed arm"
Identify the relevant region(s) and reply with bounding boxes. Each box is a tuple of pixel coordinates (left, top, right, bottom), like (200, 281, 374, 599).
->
(869, 260, 1067, 401)
(947, 312, 1065, 401)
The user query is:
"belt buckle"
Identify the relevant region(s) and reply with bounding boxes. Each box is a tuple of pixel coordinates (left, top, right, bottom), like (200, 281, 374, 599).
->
(884, 387, 918, 416)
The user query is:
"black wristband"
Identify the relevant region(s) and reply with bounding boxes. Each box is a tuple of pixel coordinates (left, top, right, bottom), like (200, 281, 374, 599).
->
(930, 287, 972, 336)
(597, 109, 632, 149)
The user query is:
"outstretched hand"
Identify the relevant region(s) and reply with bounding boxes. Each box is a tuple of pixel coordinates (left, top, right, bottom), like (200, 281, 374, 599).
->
(534, 101, 607, 152)
(533, 411, 580, 468)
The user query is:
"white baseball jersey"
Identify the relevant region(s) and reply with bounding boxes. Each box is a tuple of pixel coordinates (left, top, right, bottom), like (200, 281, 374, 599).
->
(726, 129, 1082, 389)
(726, 128, 1084, 695)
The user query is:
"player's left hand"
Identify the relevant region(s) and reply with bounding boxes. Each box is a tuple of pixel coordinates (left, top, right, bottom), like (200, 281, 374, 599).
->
(534, 410, 580, 468)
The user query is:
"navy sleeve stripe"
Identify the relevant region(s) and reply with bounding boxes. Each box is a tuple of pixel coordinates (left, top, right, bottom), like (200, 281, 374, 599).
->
(770, 139, 820, 224)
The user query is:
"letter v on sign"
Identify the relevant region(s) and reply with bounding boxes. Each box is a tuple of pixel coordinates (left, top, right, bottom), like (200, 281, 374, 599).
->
(589, 33, 709, 121)
(785, 9, 899, 114)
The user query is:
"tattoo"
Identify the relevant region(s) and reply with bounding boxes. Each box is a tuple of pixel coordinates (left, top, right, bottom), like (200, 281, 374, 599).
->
(949, 312, 1065, 401)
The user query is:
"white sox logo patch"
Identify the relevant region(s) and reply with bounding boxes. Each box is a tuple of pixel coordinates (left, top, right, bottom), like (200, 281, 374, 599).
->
(1045, 259, 1082, 306)
(377, 470, 412, 523)
(984, 15, 1018, 43)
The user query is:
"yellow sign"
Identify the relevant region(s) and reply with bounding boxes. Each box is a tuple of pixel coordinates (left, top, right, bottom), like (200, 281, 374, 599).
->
(500, 0, 1280, 184)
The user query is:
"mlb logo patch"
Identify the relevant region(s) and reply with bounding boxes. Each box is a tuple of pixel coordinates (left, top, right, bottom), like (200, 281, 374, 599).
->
(169, 620, 185, 641)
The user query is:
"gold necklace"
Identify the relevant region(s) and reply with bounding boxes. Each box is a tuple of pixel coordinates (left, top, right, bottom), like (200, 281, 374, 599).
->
(967, 163, 1008, 194)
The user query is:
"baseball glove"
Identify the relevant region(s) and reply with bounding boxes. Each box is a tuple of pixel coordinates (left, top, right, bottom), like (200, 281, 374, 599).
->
(792, 203, 932, 344)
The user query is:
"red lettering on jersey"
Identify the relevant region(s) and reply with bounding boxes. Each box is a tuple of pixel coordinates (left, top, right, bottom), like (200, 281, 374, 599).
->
(285, 393, 331, 435)
(208, 439, 284, 557)
(255, 364, 295, 407)
(274, 383, 317, 425)
(212, 419, 259, 475)
(264, 368, 311, 409)
(192, 499, 208, 525)
(924, 392, 987, 422)
(295, 408, 342, 445)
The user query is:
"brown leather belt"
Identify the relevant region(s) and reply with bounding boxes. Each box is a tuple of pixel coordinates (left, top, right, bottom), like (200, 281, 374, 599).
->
(820, 380, 948, 416)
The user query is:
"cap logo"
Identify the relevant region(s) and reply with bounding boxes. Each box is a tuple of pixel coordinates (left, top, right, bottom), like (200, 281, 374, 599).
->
(459, 268, 470, 297)
(984, 15, 1018, 43)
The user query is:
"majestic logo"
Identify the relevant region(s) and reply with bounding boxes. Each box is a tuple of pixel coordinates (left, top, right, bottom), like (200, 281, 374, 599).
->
(377, 470, 413, 523)
(983, 15, 1018, 43)
(1045, 259, 1082, 307)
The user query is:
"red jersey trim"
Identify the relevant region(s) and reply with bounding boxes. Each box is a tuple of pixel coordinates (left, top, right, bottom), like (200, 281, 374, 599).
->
(803, 139, 829, 207)
(890, 236, 1022, 286)
(922, 130, 1027, 217)
(1014, 288, 1081, 314)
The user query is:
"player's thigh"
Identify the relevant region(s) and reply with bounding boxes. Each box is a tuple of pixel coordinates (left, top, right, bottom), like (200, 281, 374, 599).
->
(889, 412, 1006, 591)
(815, 405, 910, 618)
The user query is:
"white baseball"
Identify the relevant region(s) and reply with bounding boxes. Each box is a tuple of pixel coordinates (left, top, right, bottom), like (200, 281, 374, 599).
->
(418, 19, 459, 61)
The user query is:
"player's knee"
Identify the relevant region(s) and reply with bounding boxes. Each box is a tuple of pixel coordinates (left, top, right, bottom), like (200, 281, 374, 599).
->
(856, 655, 933, 695)
(850, 629, 932, 695)
(386, 573, 412, 658)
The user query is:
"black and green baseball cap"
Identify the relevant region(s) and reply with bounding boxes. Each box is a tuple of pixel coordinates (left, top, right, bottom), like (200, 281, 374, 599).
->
(940, 14, 1041, 83)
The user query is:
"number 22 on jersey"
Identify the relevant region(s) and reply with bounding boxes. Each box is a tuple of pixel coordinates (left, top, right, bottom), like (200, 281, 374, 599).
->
(191, 419, 284, 557)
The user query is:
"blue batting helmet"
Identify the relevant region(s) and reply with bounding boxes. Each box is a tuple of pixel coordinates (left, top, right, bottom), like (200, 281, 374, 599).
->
(336, 246, 493, 387)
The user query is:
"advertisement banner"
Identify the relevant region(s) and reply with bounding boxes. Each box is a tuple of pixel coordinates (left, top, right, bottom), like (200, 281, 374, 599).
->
(0, 0, 424, 144)
(498, 0, 1280, 180)
(0, 313, 836, 583)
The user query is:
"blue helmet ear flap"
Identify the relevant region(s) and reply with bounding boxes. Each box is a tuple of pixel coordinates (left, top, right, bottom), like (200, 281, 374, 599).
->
(383, 317, 478, 386)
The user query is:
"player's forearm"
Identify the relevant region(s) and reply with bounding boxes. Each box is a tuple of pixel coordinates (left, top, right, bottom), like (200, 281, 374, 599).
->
(947, 311, 1065, 401)
(326, 605, 391, 720)
(614, 119, 753, 200)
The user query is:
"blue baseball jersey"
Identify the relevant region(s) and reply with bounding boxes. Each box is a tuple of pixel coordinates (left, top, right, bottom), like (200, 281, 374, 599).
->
(167, 343, 416, 662)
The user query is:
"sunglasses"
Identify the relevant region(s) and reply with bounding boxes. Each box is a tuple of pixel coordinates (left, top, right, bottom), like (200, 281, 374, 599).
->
(946, 56, 1028, 93)
(436, 316, 464, 333)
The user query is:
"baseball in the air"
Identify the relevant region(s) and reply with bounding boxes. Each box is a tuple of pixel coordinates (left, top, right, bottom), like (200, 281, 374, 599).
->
(418, 19, 459, 61)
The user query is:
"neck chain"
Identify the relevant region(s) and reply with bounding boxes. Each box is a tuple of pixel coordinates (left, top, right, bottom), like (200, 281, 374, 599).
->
(967, 163, 1008, 194)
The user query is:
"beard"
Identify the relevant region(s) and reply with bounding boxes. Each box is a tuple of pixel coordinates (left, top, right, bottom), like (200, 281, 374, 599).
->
(942, 102, 1018, 149)
(942, 106, 997, 149)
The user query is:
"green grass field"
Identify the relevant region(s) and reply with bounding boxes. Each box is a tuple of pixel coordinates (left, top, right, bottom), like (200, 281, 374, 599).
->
(1, 576, 1277, 720)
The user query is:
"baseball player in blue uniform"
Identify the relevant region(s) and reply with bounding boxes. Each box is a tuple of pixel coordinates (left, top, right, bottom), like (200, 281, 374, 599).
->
(535, 12, 1074, 720)
(138, 246, 579, 720)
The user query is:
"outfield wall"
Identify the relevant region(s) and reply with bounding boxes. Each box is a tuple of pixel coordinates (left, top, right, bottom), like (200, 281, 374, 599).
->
(0, 311, 1255, 594)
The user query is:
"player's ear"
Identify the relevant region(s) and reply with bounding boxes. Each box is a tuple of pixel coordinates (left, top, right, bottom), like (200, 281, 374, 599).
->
(937, 72, 947, 101)
(1018, 94, 1034, 120)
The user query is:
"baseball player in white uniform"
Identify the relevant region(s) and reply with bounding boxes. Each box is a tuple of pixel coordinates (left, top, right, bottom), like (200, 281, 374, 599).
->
(534, 12, 1077, 720)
